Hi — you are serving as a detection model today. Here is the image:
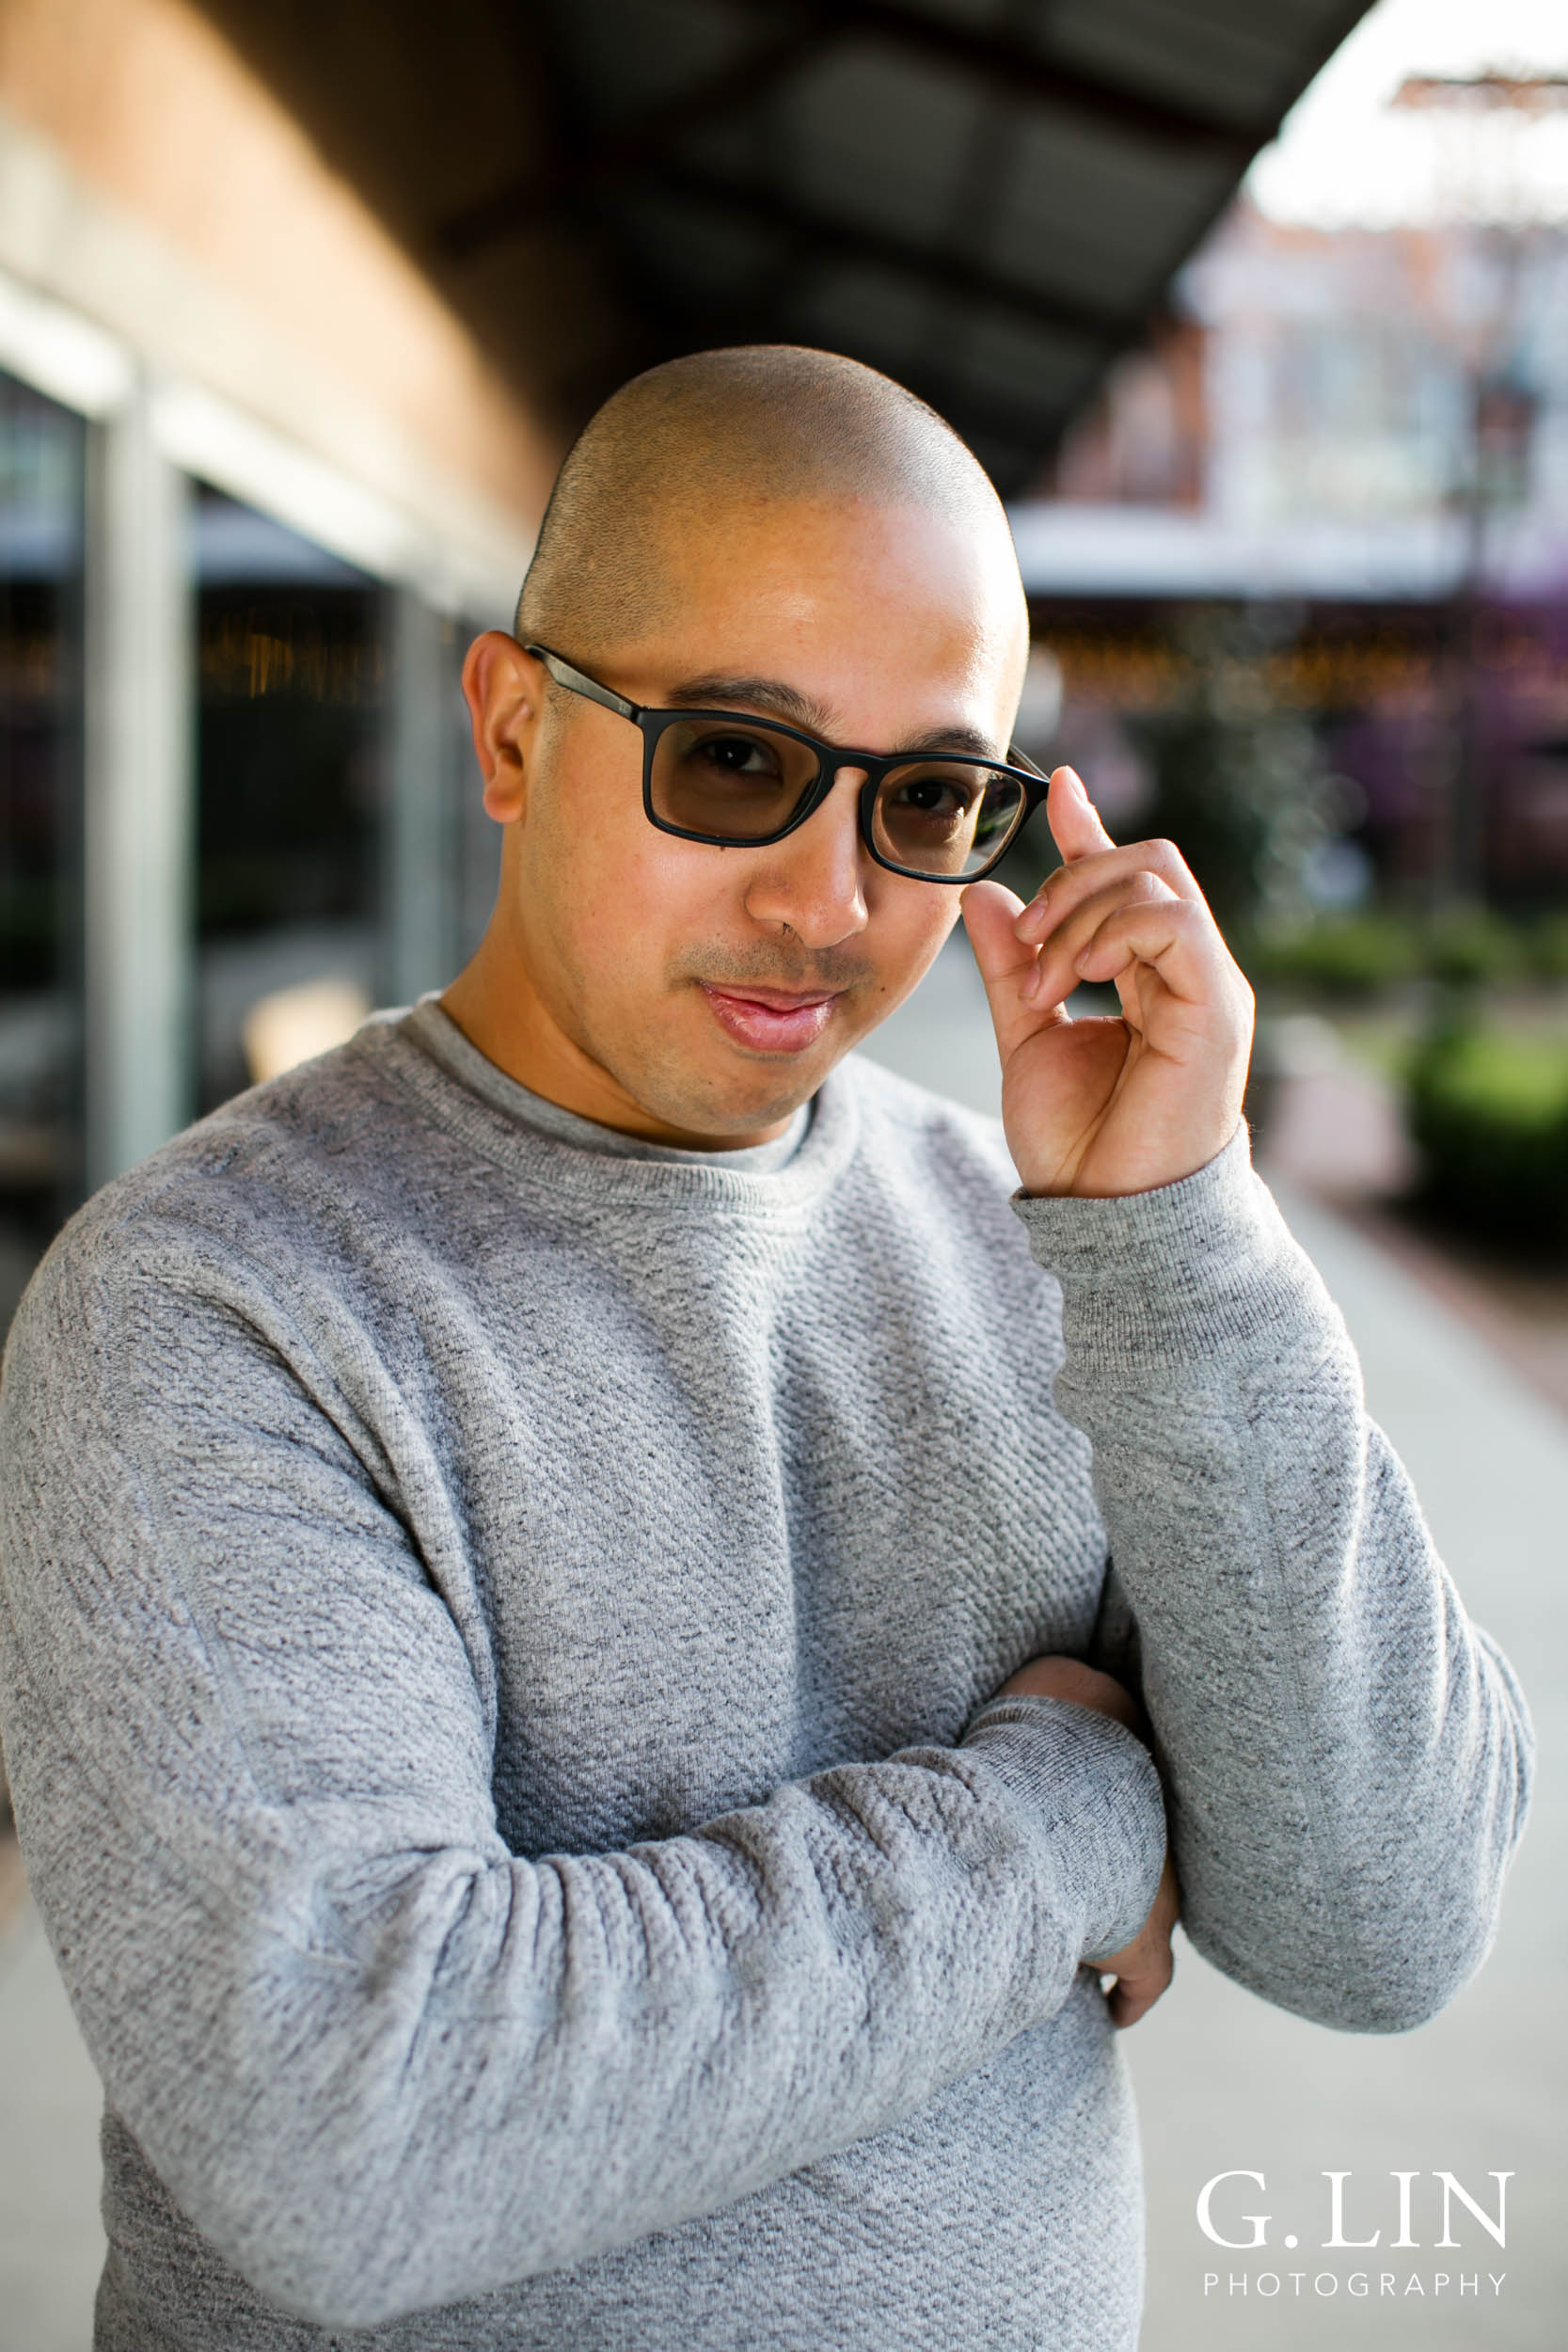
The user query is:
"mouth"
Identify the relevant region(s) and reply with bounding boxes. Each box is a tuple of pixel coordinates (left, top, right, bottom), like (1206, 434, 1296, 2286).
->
(697, 981, 844, 1056)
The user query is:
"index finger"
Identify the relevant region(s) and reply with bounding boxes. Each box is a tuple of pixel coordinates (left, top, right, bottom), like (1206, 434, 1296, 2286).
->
(1016, 836, 1208, 948)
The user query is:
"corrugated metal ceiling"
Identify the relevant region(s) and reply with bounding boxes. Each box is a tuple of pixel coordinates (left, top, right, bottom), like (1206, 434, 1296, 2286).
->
(436, 0, 1374, 492)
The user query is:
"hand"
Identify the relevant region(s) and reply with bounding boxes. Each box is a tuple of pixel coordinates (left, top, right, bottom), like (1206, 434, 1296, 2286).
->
(1090, 1849, 1180, 2029)
(996, 1651, 1148, 1740)
(961, 767, 1254, 1199)
(995, 1652, 1179, 2027)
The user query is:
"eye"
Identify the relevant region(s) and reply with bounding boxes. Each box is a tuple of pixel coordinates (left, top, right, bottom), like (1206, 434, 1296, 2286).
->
(689, 728, 784, 781)
(886, 771, 980, 826)
(874, 761, 1024, 876)
(651, 717, 820, 838)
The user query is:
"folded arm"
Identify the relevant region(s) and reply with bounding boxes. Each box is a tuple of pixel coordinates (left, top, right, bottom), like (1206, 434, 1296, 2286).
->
(1016, 1135, 1534, 2032)
(0, 1229, 1165, 2329)
(964, 775, 1532, 2036)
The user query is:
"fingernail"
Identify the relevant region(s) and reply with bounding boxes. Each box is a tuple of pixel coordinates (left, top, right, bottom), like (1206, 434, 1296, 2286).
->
(1021, 961, 1042, 1003)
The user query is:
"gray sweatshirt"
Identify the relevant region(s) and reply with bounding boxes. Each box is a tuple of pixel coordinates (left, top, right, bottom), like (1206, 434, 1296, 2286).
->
(0, 1002, 1532, 2352)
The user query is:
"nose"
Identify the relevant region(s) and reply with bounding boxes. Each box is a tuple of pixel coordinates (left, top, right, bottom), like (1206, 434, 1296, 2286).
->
(741, 771, 871, 949)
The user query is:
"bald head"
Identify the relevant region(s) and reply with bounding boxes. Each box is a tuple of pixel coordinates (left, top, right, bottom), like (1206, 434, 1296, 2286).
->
(516, 345, 1012, 660)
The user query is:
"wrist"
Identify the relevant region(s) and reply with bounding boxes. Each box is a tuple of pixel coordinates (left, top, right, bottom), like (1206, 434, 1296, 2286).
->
(1010, 1125, 1314, 1375)
(960, 1694, 1168, 1963)
(995, 1657, 1147, 1743)
(1012, 1113, 1243, 1203)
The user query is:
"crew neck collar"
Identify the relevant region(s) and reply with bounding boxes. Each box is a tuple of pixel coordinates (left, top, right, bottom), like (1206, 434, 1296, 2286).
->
(361, 995, 860, 1215)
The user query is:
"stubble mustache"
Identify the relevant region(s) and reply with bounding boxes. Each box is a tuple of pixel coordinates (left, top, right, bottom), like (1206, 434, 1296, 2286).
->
(676, 942, 878, 996)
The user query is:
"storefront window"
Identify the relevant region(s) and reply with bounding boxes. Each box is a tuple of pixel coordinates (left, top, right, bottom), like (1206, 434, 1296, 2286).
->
(0, 371, 85, 1331)
(196, 486, 383, 1109)
(197, 488, 492, 1104)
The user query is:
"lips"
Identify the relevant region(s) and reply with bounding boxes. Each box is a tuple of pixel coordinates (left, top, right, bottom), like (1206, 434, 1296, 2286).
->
(698, 982, 841, 1055)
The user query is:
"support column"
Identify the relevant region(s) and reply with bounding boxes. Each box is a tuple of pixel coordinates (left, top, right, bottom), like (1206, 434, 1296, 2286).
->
(383, 588, 459, 1007)
(83, 385, 194, 1190)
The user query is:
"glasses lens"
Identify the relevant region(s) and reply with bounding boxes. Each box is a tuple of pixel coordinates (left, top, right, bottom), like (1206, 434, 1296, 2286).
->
(872, 761, 1025, 879)
(649, 718, 821, 841)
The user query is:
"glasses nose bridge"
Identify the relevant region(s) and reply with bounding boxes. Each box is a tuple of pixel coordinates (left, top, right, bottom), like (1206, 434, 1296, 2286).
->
(800, 746, 883, 852)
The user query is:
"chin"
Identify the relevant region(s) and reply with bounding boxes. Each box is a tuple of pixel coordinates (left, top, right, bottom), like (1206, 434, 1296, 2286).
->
(703, 1076, 820, 1138)
(657, 1053, 827, 1144)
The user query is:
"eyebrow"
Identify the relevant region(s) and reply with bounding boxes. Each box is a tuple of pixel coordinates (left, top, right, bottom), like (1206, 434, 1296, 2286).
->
(663, 674, 1003, 761)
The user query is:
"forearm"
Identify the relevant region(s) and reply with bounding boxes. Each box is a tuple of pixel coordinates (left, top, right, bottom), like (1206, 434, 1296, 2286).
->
(3, 1664, 1162, 2328)
(1019, 1129, 1534, 2030)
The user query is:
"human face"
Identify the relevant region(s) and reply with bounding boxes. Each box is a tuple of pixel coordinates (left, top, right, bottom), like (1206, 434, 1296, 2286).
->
(446, 497, 1029, 1148)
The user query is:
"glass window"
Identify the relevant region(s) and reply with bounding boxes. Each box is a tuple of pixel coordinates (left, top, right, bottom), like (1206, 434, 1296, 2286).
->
(196, 491, 490, 1104)
(0, 370, 85, 1334)
(196, 486, 383, 1109)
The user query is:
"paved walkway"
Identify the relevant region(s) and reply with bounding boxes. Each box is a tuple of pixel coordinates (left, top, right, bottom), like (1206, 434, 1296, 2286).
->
(1, 938, 1560, 2348)
(0, 1890, 103, 2351)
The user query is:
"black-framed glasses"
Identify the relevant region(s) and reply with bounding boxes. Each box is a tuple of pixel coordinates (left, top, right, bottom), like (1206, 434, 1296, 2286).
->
(524, 641, 1050, 884)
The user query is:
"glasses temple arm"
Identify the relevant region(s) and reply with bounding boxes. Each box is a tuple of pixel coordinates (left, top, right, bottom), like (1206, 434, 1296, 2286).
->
(523, 642, 641, 723)
(1007, 747, 1051, 782)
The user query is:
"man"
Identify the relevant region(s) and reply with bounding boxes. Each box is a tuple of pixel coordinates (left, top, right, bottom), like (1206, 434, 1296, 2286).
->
(0, 347, 1531, 2351)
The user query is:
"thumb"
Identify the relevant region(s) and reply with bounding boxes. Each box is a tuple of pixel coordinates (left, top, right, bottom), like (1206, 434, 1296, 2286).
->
(961, 879, 1069, 1065)
(1048, 766, 1116, 866)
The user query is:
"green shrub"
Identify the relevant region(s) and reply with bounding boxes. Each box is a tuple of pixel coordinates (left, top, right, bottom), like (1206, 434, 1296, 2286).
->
(1405, 1025, 1568, 1248)
(1523, 912, 1568, 984)
(1127, 609, 1340, 934)
(1258, 913, 1420, 996)
(1259, 908, 1550, 999)
(1421, 910, 1522, 989)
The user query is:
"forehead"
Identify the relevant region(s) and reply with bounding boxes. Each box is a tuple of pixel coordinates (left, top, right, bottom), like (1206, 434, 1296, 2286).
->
(612, 495, 1028, 736)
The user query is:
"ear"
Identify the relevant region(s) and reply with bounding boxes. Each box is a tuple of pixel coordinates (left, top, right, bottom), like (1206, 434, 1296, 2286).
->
(462, 631, 544, 824)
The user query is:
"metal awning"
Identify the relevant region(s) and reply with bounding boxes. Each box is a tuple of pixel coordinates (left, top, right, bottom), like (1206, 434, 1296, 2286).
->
(436, 0, 1374, 493)
(197, 0, 1374, 498)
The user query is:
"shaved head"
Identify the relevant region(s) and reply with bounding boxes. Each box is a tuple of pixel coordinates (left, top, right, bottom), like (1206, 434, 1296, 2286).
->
(516, 344, 1013, 660)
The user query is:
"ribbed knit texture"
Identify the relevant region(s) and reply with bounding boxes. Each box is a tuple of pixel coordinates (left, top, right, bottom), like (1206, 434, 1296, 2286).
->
(0, 1006, 1533, 2350)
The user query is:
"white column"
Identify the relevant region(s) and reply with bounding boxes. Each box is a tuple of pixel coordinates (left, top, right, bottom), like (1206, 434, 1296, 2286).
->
(83, 385, 194, 1190)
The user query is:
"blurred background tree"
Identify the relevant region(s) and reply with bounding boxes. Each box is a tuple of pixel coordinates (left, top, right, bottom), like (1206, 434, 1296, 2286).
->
(1126, 608, 1343, 946)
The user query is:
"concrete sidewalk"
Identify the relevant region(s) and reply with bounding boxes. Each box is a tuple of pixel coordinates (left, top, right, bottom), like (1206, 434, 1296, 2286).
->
(0, 1875, 103, 2350)
(0, 940, 1559, 2348)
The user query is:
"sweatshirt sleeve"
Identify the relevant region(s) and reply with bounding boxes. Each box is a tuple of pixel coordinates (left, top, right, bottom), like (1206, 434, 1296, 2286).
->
(1012, 1123, 1533, 2036)
(0, 1225, 1166, 2332)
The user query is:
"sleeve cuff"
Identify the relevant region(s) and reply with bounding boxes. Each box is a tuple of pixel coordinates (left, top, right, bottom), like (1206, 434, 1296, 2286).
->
(959, 1693, 1167, 1965)
(1009, 1124, 1326, 1375)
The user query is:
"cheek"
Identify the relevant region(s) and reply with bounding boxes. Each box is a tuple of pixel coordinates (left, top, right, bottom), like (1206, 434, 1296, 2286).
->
(871, 882, 962, 989)
(545, 808, 729, 1000)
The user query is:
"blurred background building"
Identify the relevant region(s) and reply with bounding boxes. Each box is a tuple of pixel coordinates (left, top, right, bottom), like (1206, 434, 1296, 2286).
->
(1017, 200, 1568, 917)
